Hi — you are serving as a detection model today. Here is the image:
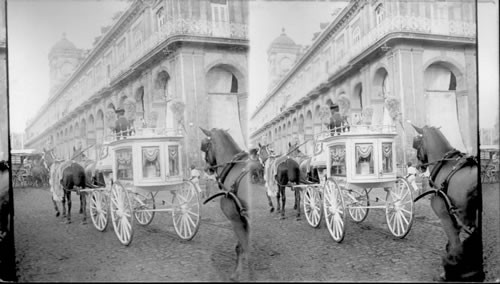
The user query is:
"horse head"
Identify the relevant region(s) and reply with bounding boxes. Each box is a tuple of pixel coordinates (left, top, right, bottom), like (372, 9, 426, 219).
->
(257, 143, 273, 165)
(42, 147, 57, 169)
(200, 127, 242, 175)
(288, 141, 307, 163)
(411, 123, 454, 172)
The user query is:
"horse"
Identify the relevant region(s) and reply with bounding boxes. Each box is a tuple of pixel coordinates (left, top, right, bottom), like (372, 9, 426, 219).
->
(43, 148, 88, 224)
(200, 127, 264, 281)
(30, 156, 50, 187)
(410, 124, 484, 282)
(257, 142, 305, 220)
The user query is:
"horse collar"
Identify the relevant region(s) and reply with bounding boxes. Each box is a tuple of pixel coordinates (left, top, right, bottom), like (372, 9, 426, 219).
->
(216, 151, 248, 188)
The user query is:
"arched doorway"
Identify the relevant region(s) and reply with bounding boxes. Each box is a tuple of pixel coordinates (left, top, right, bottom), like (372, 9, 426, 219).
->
(423, 63, 466, 152)
(206, 65, 246, 148)
(154, 71, 174, 130)
(87, 115, 96, 160)
(96, 110, 105, 156)
(305, 110, 313, 155)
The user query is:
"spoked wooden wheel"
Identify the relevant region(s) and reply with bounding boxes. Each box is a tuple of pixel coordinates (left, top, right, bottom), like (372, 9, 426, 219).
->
(172, 181, 201, 240)
(303, 185, 322, 228)
(323, 178, 346, 243)
(385, 177, 414, 238)
(345, 188, 370, 223)
(90, 190, 109, 232)
(110, 182, 134, 246)
(133, 192, 155, 226)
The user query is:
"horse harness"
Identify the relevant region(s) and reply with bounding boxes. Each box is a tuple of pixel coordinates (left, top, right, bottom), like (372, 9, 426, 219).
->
(414, 149, 478, 235)
(202, 150, 251, 219)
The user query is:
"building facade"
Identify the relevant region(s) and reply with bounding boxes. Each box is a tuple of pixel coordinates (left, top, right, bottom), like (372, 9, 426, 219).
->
(250, 0, 477, 169)
(25, 0, 249, 172)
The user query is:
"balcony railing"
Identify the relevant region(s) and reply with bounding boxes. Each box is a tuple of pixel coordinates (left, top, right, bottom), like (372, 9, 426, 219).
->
(103, 126, 183, 144)
(315, 123, 397, 141)
(63, 18, 247, 120)
(109, 18, 247, 85)
(262, 14, 475, 132)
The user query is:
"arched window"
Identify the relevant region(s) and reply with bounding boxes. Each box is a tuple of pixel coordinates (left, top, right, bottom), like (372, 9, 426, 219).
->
(352, 26, 361, 43)
(156, 7, 165, 31)
(375, 4, 384, 25)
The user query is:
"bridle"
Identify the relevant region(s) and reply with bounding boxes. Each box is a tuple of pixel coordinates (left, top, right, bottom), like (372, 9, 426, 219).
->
(200, 134, 250, 220)
(412, 132, 477, 236)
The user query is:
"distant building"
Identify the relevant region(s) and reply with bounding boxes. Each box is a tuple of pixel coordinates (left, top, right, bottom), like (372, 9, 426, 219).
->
(24, 0, 249, 171)
(9, 132, 24, 150)
(251, 0, 477, 168)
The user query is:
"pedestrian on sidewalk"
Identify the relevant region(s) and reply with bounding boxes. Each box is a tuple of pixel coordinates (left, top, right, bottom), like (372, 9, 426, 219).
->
(189, 164, 203, 197)
(406, 162, 420, 195)
(205, 171, 217, 200)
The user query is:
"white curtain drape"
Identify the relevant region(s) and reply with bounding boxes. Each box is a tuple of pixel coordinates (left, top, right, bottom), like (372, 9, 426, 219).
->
(207, 68, 233, 93)
(425, 91, 467, 152)
(425, 65, 451, 91)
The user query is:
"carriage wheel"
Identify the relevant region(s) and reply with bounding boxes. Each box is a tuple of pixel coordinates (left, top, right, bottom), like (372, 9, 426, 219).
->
(385, 177, 414, 239)
(90, 190, 109, 232)
(172, 181, 201, 241)
(345, 188, 370, 223)
(133, 192, 155, 226)
(303, 185, 322, 228)
(110, 182, 134, 246)
(323, 178, 346, 243)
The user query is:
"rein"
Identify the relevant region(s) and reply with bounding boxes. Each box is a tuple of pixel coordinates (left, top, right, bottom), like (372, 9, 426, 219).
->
(413, 148, 478, 235)
(203, 150, 250, 222)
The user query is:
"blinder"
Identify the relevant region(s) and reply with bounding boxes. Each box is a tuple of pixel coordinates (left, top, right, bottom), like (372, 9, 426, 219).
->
(412, 135, 423, 150)
(200, 137, 211, 153)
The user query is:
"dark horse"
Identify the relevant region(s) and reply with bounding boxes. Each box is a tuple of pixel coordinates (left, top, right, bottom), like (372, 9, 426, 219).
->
(411, 124, 484, 282)
(200, 128, 264, 281)
(43, 148, 88, 224)
(257, 142, 305, 220)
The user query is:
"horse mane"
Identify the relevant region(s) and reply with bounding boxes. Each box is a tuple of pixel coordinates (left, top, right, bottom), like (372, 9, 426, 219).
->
(424, 126, 454, 152)
(212, 128, 242, 154)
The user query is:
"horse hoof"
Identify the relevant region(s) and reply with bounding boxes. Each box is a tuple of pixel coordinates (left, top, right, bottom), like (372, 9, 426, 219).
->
(433, 273, 447, 282)
(65, 220, 71, 224)
(280, 215, 286, 220)
(81, 220, 88, 225)
(296, 216, 301, 221)
(79, 209, 83, 214)
(229, 273, 239, 282)
(269, 208, 274, 213)
(294, 205, 297, 210)
(55, 212, 60, 217)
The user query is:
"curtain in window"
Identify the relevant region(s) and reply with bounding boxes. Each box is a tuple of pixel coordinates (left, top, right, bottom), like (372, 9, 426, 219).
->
(424, 65, 451, 91)
(356, 144, 373, 159)
(207, 68, 233, 93)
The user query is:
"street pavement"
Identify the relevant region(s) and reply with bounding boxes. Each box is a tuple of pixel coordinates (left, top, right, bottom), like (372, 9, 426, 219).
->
(12, 181, 499, 282)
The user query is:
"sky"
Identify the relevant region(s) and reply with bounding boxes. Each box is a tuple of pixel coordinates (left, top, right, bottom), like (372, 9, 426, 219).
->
(5, 0, 500, 134)
(7, 0, 130, 133)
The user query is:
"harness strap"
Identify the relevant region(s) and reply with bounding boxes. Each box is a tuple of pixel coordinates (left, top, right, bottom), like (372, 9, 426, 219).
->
(211, 171, 249, 220)
(216, 151, 248, 188)
(428, 149, 462, 188)
(417, 151, 478, 236)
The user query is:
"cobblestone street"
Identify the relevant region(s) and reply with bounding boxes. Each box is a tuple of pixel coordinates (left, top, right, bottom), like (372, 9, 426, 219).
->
(13, 182, 499, 282)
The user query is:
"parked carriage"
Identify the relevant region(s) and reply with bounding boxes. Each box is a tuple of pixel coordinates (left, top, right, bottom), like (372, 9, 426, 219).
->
(10, 149, 44, 188)
(299, 124, 414, 243)
(480, 145, 499, 184)
(85, 128, 201, 246)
